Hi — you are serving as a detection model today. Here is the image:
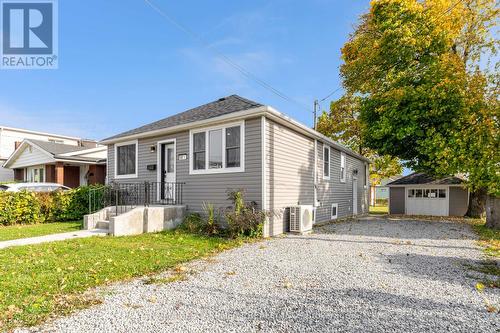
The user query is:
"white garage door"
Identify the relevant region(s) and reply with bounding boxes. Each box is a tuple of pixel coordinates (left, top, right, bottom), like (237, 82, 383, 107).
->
(406, 188, 448, 216)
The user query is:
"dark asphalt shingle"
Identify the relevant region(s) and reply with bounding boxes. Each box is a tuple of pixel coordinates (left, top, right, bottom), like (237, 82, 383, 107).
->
(387, 172, 464, 186)
(102, 95, 262, 141)
(29, 139, 90, 155)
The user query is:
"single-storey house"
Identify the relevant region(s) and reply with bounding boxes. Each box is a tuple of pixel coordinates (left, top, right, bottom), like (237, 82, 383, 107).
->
(2, 139, 107, 187)
(387, 172, 469, 216)
(100, 95, 371, 236)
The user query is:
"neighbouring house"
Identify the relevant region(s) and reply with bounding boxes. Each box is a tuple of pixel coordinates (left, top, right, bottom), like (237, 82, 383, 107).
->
(100, 95, 370, 237)
(0, 125, 98, 182)
(370, 175, 402, 206)
(387, 172, 469, 216)
(2, 139, 107, 187)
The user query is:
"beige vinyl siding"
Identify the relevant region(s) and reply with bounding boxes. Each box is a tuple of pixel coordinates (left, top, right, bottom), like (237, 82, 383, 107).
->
(265, 118, 315, 236)
(9, 145, 54, 169)
(315, 143, 368, 223)
(107, 118, 262, 213)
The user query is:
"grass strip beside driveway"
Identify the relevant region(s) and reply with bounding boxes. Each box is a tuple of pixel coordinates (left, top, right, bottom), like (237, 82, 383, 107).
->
(0, 222, 82, 242)
(0, 231, 238, 331)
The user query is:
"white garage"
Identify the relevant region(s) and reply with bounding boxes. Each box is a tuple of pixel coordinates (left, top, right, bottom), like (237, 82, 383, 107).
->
(388, 173, 469, 217)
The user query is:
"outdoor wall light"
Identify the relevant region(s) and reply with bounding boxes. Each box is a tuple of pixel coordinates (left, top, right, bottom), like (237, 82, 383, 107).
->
(353, 169, 359, 175)
(150, 145, 156, 153)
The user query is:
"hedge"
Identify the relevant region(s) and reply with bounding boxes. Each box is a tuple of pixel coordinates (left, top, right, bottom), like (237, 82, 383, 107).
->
(0, 185, 105, 226)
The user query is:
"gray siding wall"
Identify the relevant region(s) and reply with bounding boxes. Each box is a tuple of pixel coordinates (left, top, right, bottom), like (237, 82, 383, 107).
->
(0, 163, 13, 182)
(265, 118, 314, 236)
(449, 186, 468, 216)
(315, 143, 369, 223)
(108, 118, 262, 213)
(389, 187, 405, 214)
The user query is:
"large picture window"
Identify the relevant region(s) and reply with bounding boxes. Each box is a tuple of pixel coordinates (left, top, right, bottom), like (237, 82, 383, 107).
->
(115, 141, 138, 178)
(190, 122, 244, 174)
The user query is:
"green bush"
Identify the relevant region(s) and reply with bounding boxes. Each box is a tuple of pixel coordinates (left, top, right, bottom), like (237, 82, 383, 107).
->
(0, 185, 105, 226)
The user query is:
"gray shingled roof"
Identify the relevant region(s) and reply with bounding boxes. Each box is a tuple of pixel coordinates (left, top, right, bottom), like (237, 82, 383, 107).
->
(30, 139, 90, 155)
(387, 172, 464, 186)
(103, 95, 262, 141)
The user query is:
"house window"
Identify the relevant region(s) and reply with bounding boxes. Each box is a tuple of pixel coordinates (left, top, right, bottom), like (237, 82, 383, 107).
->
(27, 166, 44, 182)
(190, 122, 245, 174)
(340, 152, 346, 182)
(226, 126, 241, 168)
(115, 140, 138, 178)
(209, 129, 223, 169)
(331, 203, 338, 219)
(323, 146, 330, 179)
(409, 188, 447, 199)
(193, 132, 206, 170)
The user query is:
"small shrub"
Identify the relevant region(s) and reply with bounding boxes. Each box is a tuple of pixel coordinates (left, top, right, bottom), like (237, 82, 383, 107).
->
(0, 191, 43, 225)
(179, 213, 204, 233)
(0, 185, 106, 225)
(224, 190, 267, 238)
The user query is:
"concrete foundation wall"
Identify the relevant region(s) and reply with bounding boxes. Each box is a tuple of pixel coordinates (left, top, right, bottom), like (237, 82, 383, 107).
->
(109, 205, 186, 237)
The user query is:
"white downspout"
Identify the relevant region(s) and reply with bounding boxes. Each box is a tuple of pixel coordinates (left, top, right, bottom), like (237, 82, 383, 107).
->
(261, 116, 267, 236)
(313, 139, 318, 223)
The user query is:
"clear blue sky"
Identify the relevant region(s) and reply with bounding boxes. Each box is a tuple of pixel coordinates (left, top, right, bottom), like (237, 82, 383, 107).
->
(0, 0, 372, 140)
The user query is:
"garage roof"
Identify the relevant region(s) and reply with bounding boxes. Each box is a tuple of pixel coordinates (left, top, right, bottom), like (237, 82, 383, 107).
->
(387, 172, 464, 186)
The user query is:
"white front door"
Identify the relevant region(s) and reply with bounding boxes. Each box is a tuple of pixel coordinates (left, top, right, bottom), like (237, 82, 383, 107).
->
(160, 143, 176, 202)
(353, 178, 358, 215)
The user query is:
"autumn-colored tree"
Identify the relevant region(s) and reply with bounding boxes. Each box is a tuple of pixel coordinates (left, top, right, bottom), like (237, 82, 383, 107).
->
(339, 0, 499, 226)
(317, 94, 402, 186)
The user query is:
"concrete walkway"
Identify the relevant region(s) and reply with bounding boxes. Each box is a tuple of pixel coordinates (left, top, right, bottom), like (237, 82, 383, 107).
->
(0, 229, 108, 249)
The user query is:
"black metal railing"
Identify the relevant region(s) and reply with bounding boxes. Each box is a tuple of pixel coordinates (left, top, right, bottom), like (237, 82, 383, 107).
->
(88, 182, 185, 215)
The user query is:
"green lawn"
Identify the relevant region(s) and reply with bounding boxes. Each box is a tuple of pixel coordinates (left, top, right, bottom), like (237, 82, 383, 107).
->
(469, 220, 499, 289)
(0, 231, 238, 330)
(369, 205, 388, 214)
(0, 222, 82, 242)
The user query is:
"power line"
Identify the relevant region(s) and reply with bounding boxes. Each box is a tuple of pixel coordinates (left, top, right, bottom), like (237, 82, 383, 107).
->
(142, 0, 314, 113)
(318, 0, 466, 103)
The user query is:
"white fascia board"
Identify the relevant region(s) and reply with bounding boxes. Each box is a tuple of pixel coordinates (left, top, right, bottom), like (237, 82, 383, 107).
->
(100, 105, 370, 163)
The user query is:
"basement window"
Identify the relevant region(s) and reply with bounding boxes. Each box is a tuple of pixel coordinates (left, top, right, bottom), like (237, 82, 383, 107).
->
(331, 203, 338, 220)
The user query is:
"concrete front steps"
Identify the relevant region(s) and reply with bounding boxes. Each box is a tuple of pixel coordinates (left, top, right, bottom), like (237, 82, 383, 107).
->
(84, 205, 186, 236)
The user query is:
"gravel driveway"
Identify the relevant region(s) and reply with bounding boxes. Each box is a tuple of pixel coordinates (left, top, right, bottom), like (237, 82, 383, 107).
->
(23, 218, 499, 333)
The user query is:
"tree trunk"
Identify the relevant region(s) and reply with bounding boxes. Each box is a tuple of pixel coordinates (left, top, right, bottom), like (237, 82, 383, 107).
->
(485, 195, 500, 230)
(465, 188, 487, 218)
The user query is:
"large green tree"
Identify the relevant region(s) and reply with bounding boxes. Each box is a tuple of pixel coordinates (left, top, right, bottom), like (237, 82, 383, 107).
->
(339, 0, 499, 226)
(317, 94, 403, 186)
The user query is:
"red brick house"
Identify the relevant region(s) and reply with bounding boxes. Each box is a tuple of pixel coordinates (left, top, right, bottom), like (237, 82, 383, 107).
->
(3, 139, 106, 188)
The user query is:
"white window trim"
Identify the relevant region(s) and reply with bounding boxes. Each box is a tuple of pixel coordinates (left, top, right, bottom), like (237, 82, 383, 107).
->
(331, 203, 338, 220)
(26, 165, 45, 182)
(340, 152, 346, 183)
(114, 139, 139, 179)
(323, 145, 330, 180)
(189, 121, 245, 175)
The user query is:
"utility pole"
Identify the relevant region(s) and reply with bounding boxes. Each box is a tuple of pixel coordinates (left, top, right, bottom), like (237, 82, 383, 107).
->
(313, 99, 318, 131)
